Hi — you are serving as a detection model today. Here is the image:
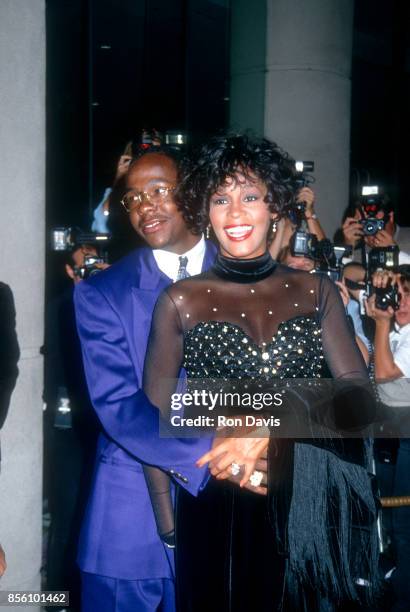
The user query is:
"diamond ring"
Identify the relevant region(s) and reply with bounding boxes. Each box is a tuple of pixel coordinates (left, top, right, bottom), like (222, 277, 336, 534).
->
(249, 470, 263, 487)
(231, 462, 241, 476)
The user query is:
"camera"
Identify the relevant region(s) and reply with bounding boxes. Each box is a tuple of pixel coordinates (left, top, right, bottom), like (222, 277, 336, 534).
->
(294, 161, 314, 189)
(290, 232, 351, 281)
(367, 246, 399, 274)
(51, 227, 111, 252)
(51, 227, 110, 279)
(359, 186, 386, 235)
(367, 282, 401, 311)
(73, 254, 108, 280)
(365, 246, 400, 311)
(360, 217, 384, 236)
(314, 243, 352, 282)
(287, 161, 315, 226)
(291, 230, 317, 257)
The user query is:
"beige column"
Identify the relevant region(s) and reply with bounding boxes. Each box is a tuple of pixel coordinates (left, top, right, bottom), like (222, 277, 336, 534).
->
(0, 1, 45, 610)
(264, 0, 354, 236)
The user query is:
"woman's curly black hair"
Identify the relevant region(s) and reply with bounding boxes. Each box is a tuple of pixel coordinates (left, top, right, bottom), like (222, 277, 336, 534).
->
(175, 134, 298, 235)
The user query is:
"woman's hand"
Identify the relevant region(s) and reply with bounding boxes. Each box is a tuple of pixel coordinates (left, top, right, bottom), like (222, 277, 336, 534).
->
(196, 428, 270, 489)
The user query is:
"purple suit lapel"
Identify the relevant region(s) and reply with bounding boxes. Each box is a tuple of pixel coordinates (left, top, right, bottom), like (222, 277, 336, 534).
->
(130, 250, 172, 377)
(202, 240, 218, 271)
(130, 242, 216, 379)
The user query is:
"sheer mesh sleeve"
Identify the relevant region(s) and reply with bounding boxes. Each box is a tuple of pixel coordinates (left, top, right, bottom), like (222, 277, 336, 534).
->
(315, 274, 375, 431)
(317, 274, 368, 380)
(143, 290, 184, 415)
(142, 290, 184, 547)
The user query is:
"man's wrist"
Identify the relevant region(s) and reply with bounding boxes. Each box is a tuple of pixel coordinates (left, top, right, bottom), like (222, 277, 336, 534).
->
(305, 212, 317, 221)
(374, 318, 392, 330)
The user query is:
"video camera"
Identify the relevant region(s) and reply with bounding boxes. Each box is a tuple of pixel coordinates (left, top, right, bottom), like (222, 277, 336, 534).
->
(51, 227, 111, 279)
(290, 232, 352, 282)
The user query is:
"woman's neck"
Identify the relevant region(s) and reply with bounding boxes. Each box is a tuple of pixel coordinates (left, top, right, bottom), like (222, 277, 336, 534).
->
(212, 251, 276, 283)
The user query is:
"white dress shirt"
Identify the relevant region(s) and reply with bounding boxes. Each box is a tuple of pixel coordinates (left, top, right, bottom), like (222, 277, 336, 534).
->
(377, 322, 410, 407)
(153, 236, 206, 282)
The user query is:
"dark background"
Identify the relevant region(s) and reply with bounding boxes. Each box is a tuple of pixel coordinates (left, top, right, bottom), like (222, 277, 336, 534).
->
(351, 0, 409, 224)
(46, 0, 230, 232)
(46, 0, 410, 239)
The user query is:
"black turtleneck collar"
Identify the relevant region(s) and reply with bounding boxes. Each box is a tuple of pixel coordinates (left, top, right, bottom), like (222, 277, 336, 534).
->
(212, 251, 276, 283)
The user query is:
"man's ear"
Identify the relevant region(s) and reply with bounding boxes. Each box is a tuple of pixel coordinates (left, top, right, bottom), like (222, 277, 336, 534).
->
(65, 264, 75, 281)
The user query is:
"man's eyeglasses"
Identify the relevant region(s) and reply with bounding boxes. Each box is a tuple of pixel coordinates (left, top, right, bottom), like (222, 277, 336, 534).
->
(121, 186, 175, 213)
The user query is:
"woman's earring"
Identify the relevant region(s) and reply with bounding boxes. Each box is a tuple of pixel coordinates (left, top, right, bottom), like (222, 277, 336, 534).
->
(206, 225, 211, 239)
(271, 221, 277, 235)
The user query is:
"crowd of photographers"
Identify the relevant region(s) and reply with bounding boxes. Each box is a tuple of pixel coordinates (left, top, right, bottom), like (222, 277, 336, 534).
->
(270, 174, 410, 611)
(43, 131, 410, 611)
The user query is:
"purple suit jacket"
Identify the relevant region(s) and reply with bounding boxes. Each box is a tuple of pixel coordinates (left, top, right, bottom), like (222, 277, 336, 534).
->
(74, 243, 217, 580)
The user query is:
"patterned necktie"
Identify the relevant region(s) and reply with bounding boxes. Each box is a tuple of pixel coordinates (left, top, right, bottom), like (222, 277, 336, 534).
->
(176, 256, 190, 281)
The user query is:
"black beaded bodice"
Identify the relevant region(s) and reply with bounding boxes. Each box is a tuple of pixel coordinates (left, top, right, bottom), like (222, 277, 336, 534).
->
(183, 316, 324, 380)
(143, 262, 369, 416)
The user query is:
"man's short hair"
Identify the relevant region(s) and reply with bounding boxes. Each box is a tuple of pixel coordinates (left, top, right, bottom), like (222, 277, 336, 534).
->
(398, 264, 410, 286)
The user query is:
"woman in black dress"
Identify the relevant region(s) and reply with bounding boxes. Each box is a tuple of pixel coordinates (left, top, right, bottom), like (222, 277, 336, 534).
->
(143, 135, 379, 611)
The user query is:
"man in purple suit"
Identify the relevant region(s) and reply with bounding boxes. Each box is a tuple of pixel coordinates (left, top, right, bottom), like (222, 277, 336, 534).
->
(74, 146, 217, 612)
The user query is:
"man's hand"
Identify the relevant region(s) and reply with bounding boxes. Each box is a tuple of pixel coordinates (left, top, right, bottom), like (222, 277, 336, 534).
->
(296, 187, 315, 215)
(367, 229, 396, 249)
(371, 269, 397, 289)
(114, 155, 132, 183)
(365, 270, 396, 322)
(365, 293, 395, 322)
(335, 280, 350, 308)
(342, 216, 363, 247)
(95, 263, 110, 272)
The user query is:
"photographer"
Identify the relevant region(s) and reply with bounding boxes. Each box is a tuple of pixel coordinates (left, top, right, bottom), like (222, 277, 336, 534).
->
(92, 129, 163, 234)
(365, 265, 410, 612)
(341, 197, 410, 265)
(270, 186, 326, 259)
(366, 267, 410, 385)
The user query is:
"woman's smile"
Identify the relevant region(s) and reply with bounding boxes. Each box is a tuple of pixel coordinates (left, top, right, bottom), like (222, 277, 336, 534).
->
(223, 224, 254, 241)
